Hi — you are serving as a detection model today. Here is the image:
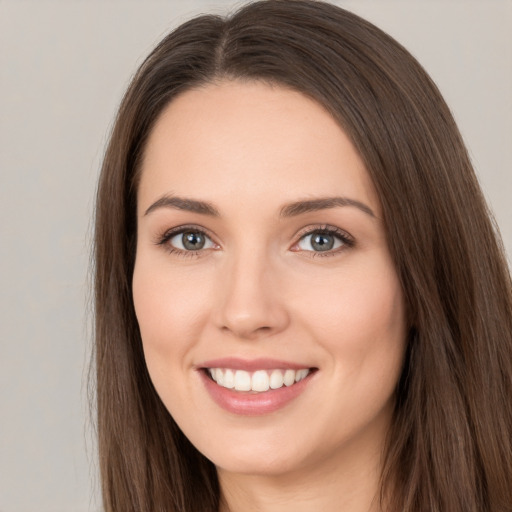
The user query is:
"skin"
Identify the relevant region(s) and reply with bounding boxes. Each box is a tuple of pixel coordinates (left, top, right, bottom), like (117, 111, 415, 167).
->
(133, 81, 407, 512)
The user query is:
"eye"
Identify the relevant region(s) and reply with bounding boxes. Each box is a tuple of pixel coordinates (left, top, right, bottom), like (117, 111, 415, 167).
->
(168, 230, 215, 251)
(295, 227, 353, 254)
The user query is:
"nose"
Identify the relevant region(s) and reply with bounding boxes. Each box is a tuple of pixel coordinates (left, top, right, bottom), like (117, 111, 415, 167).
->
(214, 250, 290, 340)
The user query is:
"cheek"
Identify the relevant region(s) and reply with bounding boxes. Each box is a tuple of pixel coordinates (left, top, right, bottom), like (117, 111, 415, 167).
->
(131, 257, 214, 374)
(131, 258, 221, 426)
(295, 258, 406, 381)
(294, 262, 406, 441)
(300, 258, 403, 326)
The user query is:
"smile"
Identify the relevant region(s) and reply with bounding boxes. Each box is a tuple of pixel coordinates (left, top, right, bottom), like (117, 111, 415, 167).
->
(207, 368, 311, 392)
(198, 358, 317, 415)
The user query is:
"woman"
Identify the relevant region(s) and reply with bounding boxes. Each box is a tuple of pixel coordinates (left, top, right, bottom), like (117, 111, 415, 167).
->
(93, 1, 512, 511)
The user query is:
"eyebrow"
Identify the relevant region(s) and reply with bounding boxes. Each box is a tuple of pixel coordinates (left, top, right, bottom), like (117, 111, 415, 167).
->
(144, 195, 220, 216)
(280, 197, 375, 218)
(144, 194, 375, 218)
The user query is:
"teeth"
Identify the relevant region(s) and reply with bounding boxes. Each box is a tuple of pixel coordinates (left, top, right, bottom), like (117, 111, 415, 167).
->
(284, 369, 295, 386)
(269, 369, 284, 389)
(295, 369, 309, 382)
(214, 368, 224, 386)
(234, 370, 251, 391)
(252, 370, 270, 392)
(223, 369, 235, 389)
(207, 368, 311, 392)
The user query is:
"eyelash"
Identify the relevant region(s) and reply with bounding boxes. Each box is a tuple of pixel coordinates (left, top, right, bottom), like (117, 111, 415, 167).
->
(154, 224, 217, 258)
(154, 224, 354, 258)
(293, 225, 355, 258)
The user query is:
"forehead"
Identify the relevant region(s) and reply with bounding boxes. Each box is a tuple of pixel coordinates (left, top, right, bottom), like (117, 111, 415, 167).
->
(138, 80, 380, 217)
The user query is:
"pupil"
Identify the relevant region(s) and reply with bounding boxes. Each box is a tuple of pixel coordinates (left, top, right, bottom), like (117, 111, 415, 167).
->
(182, 232, 205, 250)
(311, 233, 334, 251)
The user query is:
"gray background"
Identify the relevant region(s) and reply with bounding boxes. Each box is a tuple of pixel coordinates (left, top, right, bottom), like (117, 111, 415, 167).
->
(1, 1, 510, 511)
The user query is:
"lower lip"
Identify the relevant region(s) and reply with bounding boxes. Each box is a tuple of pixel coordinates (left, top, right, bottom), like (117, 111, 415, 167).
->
(199, 370, 314, 416)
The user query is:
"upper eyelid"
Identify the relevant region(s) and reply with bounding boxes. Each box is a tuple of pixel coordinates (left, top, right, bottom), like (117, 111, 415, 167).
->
(155, 224, 217, 246)
(162, 224, 213, 238)
(294, 224, 353, 241)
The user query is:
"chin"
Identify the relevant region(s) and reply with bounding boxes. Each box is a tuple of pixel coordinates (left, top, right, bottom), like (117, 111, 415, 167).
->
(213, 448, 304, 478)
(189, 425, 309, 477)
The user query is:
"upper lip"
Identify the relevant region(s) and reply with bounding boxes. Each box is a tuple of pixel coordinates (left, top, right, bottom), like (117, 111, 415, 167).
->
(197, 357, 314, 371)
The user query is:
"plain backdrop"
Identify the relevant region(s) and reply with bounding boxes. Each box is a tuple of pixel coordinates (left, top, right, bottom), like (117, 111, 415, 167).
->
(1, 1, 510, 511)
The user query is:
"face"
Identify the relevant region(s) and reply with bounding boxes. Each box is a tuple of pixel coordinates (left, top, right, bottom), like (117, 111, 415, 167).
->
(133, 81, 407, 481)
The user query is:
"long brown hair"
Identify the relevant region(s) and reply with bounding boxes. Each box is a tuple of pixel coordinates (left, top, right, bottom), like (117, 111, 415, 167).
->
(93, 1, 512, 510)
